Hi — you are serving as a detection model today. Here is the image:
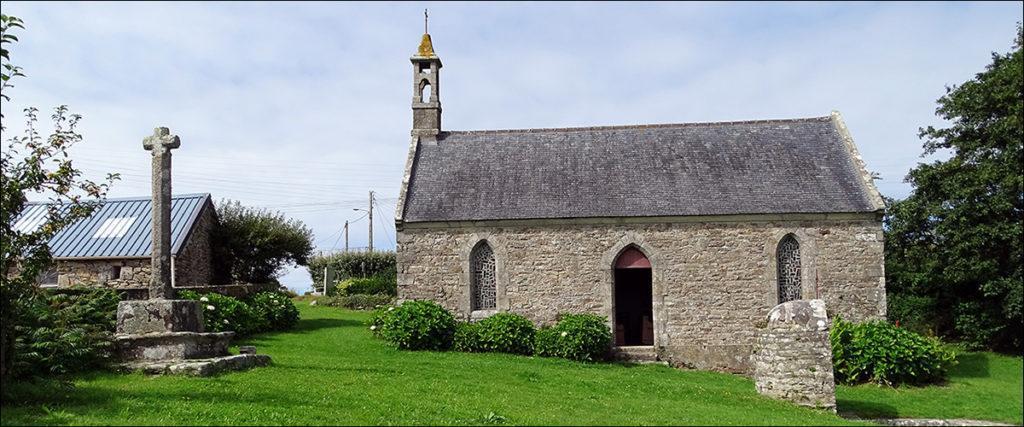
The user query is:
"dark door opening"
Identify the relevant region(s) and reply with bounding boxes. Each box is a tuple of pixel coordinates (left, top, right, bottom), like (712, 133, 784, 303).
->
(614, 267, 653, 346)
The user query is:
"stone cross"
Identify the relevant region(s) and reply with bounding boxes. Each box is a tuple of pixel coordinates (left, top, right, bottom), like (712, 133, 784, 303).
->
(143, 127, 180, 299)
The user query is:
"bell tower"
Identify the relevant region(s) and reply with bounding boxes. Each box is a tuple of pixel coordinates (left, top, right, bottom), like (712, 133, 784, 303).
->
(411, 10, 441, 136)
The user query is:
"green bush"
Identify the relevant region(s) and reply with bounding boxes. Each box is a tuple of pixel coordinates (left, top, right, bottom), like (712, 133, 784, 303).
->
(453, 322, 484, 352)
(13, 286, 120, 378)
(377, 301, 456, 351)
(887, 293, 939, 336)
(178, 290, 268, 336)
(322, 294, 394, 310)
(333, 276, 396, 297)
(476, 313, 536, 355)
(535, 313, 612, 362)
(309, 251, 396, 284)
(247, 291, 299, 331)
(830, 317, 957, 386)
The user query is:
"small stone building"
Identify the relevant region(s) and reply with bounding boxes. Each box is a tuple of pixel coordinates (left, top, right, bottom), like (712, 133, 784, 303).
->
(17, 193, 218, 298)
(394, 32, 887, 372)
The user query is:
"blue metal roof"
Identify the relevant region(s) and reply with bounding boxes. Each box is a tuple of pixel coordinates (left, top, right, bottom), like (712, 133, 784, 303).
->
(17, 193, 212, 259)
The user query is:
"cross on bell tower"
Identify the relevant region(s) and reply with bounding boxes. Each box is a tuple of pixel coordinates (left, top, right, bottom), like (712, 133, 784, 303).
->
(411, 9, 442, 136)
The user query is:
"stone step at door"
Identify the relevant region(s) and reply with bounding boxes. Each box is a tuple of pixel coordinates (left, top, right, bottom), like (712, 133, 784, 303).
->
(611, 346, 667, 365)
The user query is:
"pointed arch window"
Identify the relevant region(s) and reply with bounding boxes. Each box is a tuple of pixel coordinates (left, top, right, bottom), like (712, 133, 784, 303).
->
(470, 241, 496, 311)
(777, 234, 802, 303)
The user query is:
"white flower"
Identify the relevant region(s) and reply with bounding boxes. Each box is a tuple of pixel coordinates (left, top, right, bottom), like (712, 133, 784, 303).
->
(388, 307, 395, 312)
(369, 325, 377, 331)
(206, 305, 215, 311)
(199, 296, 209, 302)
(560, 331, 568, 337)
(223, 319, 230, 324)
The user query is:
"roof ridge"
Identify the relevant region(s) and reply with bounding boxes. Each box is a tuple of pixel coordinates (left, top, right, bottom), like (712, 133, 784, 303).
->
(445, 115, 832, 135)
(26, 193, 211, 205)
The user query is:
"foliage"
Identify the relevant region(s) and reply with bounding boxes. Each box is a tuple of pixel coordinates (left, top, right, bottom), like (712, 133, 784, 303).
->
(884, 25, 1023, 351)
(11, 286, 120, 379)
(308, 250, 396, 284)
(321, 294, 394, 310)
(331, 276, 396, 297)
(178, 290, 267, 336)
(212, 199, 315, 285)
(452, 321, 484, 352)
(1, 14, 117, 386)
(475, 313, 536, 355)
(887, 293, 939, 336)
(376, 300, 456, 351)
(534, 313, 612, 362)
(830, 317, 957, 386)
(247, 291, 299, 331)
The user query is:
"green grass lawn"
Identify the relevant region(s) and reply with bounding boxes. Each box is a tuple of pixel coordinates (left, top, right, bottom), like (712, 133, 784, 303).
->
(836, 352, 1023, 424)
(1, 304, 1020, 426)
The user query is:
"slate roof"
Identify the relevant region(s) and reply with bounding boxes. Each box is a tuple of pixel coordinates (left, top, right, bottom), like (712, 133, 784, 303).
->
(15, 193, 213, 259)
(401, 115, 882, 222)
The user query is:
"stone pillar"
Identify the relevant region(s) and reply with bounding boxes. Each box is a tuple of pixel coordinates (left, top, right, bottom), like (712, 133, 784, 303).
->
(752, 299, 836, 412)
(142, 127, 180, 299)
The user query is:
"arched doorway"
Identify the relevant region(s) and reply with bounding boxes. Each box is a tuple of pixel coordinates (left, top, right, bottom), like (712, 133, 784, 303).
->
(613, 246, 653, 346)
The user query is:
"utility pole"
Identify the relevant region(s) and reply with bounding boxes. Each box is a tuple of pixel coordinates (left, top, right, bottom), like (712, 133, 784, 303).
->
(368, 191, 374, 252)
(344, 221, 349, 252)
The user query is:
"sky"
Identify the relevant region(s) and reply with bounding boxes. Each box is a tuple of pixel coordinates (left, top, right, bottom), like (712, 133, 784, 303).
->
(2, 1, 1021, 293)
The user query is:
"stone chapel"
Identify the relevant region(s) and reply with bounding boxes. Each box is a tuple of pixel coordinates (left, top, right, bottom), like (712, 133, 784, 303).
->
(394, 30, 887, 372)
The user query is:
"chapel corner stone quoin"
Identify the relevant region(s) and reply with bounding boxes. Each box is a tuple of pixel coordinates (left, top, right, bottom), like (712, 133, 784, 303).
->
(393, 28, 886, 373)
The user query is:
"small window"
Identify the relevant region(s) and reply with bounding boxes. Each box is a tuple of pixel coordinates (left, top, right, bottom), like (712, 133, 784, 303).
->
(419, 63, 431, 74)
(36, 268, 58, 286)
(777, 234, 802, 303)
(470, 241, 496, 311)
(420, 82, 432, 102)
(112, 265, 123, 280)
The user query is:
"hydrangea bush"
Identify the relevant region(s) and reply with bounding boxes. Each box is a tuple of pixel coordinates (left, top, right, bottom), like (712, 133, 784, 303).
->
(248, 291, 300, 331)
(535, 313, 612, 362)
(374, 300, 456, 350)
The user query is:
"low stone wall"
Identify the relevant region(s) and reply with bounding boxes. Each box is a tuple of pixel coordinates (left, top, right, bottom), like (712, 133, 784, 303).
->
(752, 299, 836, 411)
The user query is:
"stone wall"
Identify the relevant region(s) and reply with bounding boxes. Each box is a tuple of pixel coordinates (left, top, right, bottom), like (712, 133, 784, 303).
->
(173, 205, 216, 287)
(397, 214, 886, 373)
(753, 299, 836, 411)
(54, 258, 151, 289)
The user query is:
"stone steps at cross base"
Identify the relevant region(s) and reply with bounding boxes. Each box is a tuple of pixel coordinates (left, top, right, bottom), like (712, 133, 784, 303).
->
(611, 346, 668, 365)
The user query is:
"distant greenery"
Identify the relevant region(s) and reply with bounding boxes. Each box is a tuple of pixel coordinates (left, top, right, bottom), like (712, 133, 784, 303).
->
(830, 317, 956, 386)
(318, 294, 394, 310)
(3, 306, 1020, 425)
(308, 251, 396, 296)
(212, 200, 314, 285)
(884, 24, 1022, 351)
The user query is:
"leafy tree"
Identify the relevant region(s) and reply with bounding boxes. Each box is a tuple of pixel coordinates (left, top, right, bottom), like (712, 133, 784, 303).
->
(213, 199, 314, 284)
(886, 24, 1023, 351)
(1, 15, 117, 385)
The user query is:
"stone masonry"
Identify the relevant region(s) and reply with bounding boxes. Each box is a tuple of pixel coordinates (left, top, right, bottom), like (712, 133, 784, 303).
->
(397, 215, 885, 373)
(752, 299, 837, 411)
